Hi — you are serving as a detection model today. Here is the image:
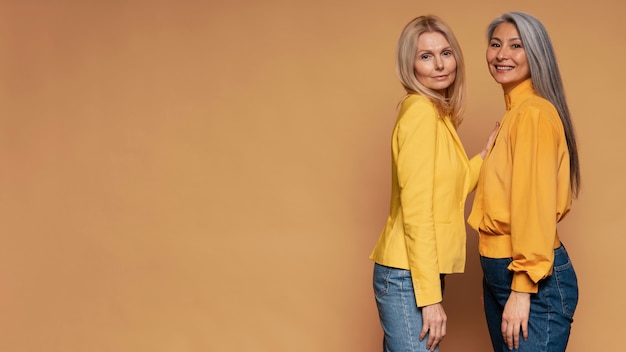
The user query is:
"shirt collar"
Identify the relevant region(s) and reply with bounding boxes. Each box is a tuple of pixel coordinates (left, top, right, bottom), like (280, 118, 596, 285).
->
(504, 79, 534, 111)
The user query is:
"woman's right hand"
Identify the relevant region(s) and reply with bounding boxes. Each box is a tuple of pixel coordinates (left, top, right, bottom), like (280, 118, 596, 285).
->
(480, 122, 500, 159)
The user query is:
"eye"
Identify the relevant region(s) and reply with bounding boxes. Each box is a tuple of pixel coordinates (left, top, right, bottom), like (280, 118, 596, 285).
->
(489, 42, 500, 48)
(512, 43, 523, 49)
(442, 50, 453, 57)
(419, 54, 432, 60)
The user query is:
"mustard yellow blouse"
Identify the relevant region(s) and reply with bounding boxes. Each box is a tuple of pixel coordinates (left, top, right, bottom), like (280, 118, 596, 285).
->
(468, 79, 572, 293)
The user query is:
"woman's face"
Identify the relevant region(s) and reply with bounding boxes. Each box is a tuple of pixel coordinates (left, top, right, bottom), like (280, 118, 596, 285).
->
(414, 31, 457, 95)
(486, 22, 530, 94)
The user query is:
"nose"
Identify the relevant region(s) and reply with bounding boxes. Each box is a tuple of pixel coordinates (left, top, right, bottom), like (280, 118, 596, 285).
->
(496, 47, 509, 60)
(434, 56, 444, 70)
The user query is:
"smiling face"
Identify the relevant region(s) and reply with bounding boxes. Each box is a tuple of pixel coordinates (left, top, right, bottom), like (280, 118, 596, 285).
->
(414, 31, 457, 95)
(486, 22, 530, 94)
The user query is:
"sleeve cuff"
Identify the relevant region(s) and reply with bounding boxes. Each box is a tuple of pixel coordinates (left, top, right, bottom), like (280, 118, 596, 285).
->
(415, 292, 443, 307)
(411, 273, 443, 307)
(511, 271, 539, 293)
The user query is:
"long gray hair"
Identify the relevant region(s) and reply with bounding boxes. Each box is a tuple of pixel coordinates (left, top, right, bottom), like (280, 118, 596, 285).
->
(487, 11, 581, 197)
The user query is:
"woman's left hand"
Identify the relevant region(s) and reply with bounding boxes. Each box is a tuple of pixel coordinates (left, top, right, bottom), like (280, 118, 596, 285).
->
(420, 302, 447, 351)
(501, 291, 530, 350)
(480, 121, 500, 159)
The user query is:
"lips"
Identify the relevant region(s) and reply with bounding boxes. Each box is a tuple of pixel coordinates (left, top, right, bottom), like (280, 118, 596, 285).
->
(495, 66, 513, 71)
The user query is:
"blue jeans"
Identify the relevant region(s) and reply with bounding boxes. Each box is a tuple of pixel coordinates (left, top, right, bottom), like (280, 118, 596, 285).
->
(373, 263, 444, 352)
(480, 244, 578, 352)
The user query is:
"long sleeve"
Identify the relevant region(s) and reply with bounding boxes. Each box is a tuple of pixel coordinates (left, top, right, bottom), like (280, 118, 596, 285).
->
(467, 79, 572, 293)
(371, 94, 477, 307)
(466, 154, 483, 196)
(396, 101, 441, 306)
(508, 107, 561, 293)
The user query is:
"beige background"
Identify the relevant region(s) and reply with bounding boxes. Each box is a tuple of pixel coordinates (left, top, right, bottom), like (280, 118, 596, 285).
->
(0, 0, 623, 351)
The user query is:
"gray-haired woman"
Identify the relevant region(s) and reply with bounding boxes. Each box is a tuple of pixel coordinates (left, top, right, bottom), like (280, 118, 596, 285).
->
(469, 11, 581, 352)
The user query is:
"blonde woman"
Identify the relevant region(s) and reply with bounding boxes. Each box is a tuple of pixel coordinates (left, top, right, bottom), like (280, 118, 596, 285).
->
(370, 15, 497, 352)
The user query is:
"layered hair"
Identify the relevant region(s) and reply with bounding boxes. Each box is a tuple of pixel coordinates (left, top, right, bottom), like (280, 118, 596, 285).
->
(396, 15, 466, 128)
(487, 11, 581, 197)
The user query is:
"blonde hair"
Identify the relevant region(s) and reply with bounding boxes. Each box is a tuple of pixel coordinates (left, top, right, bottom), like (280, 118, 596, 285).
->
(396, 15, 466, 127)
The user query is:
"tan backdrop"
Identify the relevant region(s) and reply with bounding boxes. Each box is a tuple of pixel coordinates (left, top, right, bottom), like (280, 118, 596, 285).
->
(1, 0, 623, 351)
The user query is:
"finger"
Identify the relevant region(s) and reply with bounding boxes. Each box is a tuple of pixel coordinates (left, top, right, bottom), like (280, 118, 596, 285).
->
(427, 331, 441, 352)
(501, 321, 509, 348)
(513, 324, 520, 350)
(432, 333, 445, 352)
(491, 122, 499, 136)
(426, 323, 441, 349)
(426, 340, 441, 352)
(504, 324, 514, 350)
(522, 320, 529, 341)
(419, 324, 429, 341)
(426, 327, 436, 350)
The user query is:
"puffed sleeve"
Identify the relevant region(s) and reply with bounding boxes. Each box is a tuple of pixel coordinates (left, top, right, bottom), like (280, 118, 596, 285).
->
(508, 106, 561, 293)
(396, 98, 441, 306)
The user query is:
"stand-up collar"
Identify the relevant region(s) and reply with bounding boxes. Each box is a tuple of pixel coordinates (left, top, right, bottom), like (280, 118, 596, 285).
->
(504, 79, 534, 111)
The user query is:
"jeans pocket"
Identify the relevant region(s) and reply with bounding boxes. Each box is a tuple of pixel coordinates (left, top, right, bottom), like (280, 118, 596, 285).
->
(480, 256, 513, 288)
(373, 264, 392, 298)
(553, 259, 579, 318)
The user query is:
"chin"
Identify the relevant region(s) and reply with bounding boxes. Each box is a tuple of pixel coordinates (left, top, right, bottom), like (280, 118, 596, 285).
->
(491, 75, 509, 85)
(431, 83, 453, 92)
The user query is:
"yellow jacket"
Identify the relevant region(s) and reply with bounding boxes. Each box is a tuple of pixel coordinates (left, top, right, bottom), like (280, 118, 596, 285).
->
(370, 94, 482, 307)
(468, 79, 571, 293)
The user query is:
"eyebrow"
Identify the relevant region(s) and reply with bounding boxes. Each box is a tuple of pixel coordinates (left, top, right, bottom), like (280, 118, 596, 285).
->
(416, 46, 452, 54)
(490, 36, 522, 41)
